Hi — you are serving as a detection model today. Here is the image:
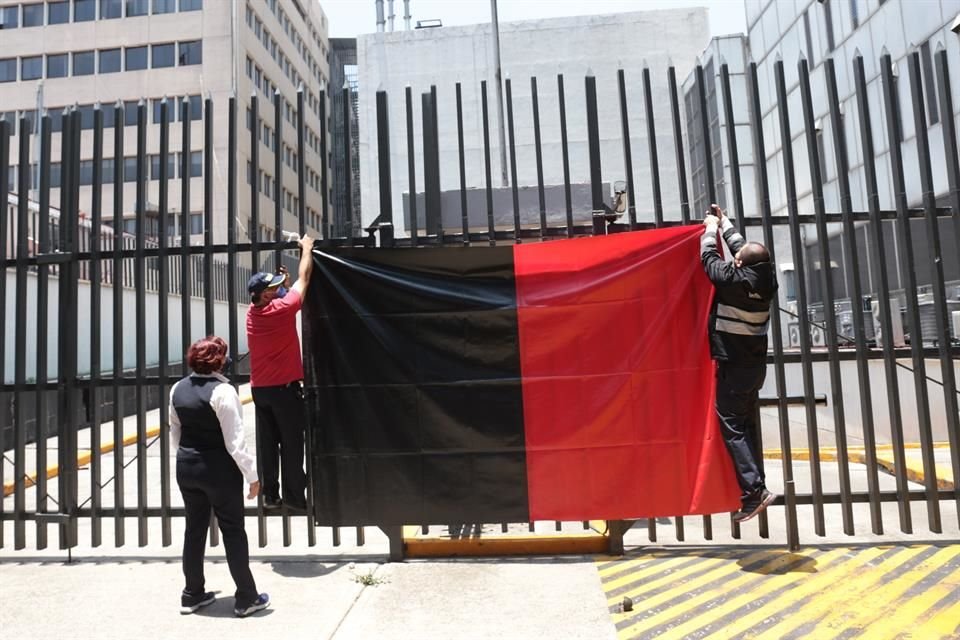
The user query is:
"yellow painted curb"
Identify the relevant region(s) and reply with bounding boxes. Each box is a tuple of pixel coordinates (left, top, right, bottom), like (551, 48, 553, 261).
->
(402, 523, 611, 558)
(3, 394, 253, 498)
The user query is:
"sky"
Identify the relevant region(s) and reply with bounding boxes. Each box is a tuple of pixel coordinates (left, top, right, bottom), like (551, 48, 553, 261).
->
(319, 0, 748, 39)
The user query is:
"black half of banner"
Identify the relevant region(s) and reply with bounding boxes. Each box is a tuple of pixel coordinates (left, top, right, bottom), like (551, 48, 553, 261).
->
(302, 247, 530, 526)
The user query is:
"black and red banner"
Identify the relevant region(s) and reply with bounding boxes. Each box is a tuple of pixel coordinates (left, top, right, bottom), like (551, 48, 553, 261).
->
(304, 226, 740, 526)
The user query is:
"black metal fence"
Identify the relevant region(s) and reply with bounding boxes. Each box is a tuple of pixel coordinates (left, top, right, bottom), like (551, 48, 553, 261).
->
(1, 45, 959, 555)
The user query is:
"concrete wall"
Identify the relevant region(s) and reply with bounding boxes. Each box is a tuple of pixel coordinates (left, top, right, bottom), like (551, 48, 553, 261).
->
(356, 9, 712, 237)
(2, 269, 249, 384)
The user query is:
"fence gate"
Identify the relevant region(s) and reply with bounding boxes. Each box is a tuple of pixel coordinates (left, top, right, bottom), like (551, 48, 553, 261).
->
(2, 46, 959, 554)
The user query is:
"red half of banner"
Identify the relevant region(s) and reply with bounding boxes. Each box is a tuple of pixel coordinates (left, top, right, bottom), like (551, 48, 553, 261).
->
(513, 225, 742, 521)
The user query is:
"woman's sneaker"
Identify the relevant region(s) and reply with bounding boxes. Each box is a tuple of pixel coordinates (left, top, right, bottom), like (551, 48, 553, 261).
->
(235, 593, 270, 618)
(180, 591, 215, 614)
(733, 489, 777, 523)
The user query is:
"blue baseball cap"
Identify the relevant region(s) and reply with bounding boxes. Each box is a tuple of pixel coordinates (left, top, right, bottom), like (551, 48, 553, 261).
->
(247, 272, 285, 296)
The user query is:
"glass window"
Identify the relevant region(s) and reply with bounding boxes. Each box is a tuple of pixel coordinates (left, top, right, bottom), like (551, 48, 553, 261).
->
(47, 109, 64, 133)
(50, 163, 61, 188)
(126, 0, 148, 16)
(48, 1, 70, 24)
(152, 98, 177, 123)
(80, 160, 94, 186)
(190, 151, 202, 177)
(188, 95, 202, 121)
(101, 105, 117, 128)
(47, 53, 68, 78)
(0, 6, 19, 29)
(190, 213, 202, 234)
(153, 0, 175, 14)
(73, 50, 95, 76)
(151, 43, 175, 68)
(101, 158, 115, 184)
(99, 48, 121, 73)
(150, 154, 176, 180)
(74, 0, 95, 21)
(23, 4, 44, 25)
(100, 0, 122, 18)
(124, 157, 138, 182)
(124, 100, 141, 126)
(22, 56, 43, 80)
(181, 0, 201, 9)
(125, 46, 148, 71)
(0, 58, 16, 83)
(78, 104, 95, 129)
(178, 40, 202, 65)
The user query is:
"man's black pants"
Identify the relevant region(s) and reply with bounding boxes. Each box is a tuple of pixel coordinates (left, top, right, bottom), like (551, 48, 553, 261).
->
(715, 362, 767, 498)
(252, 383, 307, 507)
(176, 448, 258, 607)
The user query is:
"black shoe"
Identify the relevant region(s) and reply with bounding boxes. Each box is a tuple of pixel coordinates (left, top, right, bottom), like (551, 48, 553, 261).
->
(733, 489, 777, 523)
(235, 593, 270, 618)
(180, 591, 215, 614)
(263, 496, 282, 510)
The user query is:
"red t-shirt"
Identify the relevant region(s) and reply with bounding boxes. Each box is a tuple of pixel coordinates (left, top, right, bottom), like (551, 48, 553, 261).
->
(246, 288, 304, 387)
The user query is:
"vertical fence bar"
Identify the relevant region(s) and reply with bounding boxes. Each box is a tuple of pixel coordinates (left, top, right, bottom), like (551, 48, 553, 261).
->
(934, 46, 960, 511)
(59, 109, 81, 549)
(35, 114, 52, 550)
(531, 77, 547, 236)
(0, 119, 7, 550)
(319, 88, 329, 240)
(13, 115, 31, 550)
(274, 89, 284, 264)
(455, 83, 468, 244)
(505, 78, 521, 242)
(827, 57, 882, 533)
(855, 54, 910, 532)
(227, 94, 240, 394)
(158, 99, 172, 546)
(90, 106, 104, 546)
(377, 89, 395, 246)
(798, 56, 855, 535)
(135, 101, 149, 546)
(297, 85, 316, 547)
(203, 97, 214, 335)
(696, 64, 717, 207)
(481, 81, 495, 245)
(342, 82, 353, 239)
(617, 69, 637, 228)
(180, 97, 192, 364)
(112, 102, 126, 546)
(642, 66, 663, 227)
(719, 61, 751, 540)
(907, 50, 960, 521)
(431, 85, 442, 241)
(585, 72, 604, 235)
(558, 74, 573, 236)
(748, 60, 799, 550)
(250, 93, 261, 272)
(405, 86, 419, 246)
(881, 53, 941, 532)
(668, 65, 691, 225)
(421, 91, 440, 238)
(775, 57, 826, 537)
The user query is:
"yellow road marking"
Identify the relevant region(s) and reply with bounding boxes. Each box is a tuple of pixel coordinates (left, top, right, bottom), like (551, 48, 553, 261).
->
(670, 545, 890, 640)
(908, 594, 960, 639)
(871, 551, 960, 640)
(649, 547, 850, 640)
(811, 545, 960, 637)
(598, 549, 719, 581)
(603, 554, 732, 604)
(608, 548, 775, 608)
(616, 547, 841, 639)
(750, 545, 930, 640)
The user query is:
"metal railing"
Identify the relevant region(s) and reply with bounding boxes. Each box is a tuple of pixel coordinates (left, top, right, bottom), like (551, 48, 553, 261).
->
(2, 46, 959, 555)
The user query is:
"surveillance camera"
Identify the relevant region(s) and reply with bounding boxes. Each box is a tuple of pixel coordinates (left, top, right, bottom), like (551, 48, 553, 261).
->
(952, 13, 960, 34)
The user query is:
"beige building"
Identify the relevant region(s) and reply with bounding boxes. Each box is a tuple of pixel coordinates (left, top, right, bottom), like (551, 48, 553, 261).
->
(1, 0, 331, 252)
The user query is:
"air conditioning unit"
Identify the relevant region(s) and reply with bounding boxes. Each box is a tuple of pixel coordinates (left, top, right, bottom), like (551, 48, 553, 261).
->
(810, 324, 826, 348)
(788, 322, 801, 348)
(872, 298, 906, 348)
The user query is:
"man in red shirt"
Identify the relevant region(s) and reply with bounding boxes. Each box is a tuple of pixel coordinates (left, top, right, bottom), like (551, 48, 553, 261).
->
(246, 235, 315, 511)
